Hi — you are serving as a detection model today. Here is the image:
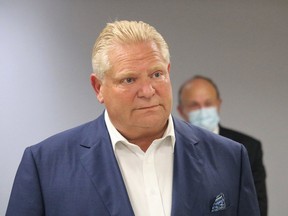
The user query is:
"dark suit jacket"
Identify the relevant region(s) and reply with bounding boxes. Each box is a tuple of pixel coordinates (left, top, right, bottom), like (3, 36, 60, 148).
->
(219, 125, 267, 216)
(6, 115, 260, 215)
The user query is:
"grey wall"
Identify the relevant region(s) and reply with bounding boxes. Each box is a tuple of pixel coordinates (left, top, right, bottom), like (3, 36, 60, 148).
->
(1, 0, 288, 215)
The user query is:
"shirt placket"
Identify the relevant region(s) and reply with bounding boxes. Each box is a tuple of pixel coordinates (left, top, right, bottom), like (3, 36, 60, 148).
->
(143, 149, 165, 216)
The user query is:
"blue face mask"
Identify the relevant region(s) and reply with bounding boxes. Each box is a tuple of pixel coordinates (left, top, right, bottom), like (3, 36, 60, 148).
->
(188, 107, 220, 131)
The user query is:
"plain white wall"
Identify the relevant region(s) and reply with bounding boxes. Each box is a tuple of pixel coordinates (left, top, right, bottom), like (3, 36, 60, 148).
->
(1, 0, 288, 215)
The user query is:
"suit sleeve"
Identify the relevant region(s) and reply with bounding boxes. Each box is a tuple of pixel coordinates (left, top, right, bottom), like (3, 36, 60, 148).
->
(252, 142, 268, 216)
(6, 147, 45, 216)
(238, 145, 261, 216)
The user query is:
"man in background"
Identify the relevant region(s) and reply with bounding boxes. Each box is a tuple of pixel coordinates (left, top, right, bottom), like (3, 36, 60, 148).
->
(178, 75, 267, 216)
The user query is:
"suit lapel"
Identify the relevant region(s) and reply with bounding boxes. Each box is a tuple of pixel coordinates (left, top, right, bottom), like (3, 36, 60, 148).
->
(80, 115, 134, 216)
(171, 119, 204, 215)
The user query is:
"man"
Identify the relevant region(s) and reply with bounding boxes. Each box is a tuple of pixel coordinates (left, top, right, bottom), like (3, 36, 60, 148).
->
(178, 75, 267, 216)
(6, 21, 260, 215)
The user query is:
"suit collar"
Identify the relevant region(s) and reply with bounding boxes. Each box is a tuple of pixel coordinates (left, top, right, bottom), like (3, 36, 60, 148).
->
(218, 124, 224, 134)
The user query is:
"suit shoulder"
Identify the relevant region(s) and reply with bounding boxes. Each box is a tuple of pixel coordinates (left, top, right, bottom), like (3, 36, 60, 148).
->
(29, 118, 101, 156)
(220, 126, 261, 145)
(173, 117, 243, 151)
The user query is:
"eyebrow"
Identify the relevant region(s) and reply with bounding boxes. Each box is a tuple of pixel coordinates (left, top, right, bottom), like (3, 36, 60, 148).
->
(149, 64, 165, 71)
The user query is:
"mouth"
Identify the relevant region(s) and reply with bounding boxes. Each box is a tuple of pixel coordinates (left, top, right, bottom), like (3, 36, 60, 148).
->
(137, 105, 160, 110)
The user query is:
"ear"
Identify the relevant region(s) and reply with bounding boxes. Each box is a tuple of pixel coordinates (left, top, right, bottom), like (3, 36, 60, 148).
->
(216, 98, 222, 113)
(167, 63, 171, 73)
(177, 105, 188, 121)
(90, 73, 104, 103)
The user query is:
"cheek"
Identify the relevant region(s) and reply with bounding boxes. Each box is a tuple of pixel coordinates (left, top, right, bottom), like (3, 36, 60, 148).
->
(159, 82, 172, 97)
(106, 87, 137, 105)
(156, 84, 173, 110)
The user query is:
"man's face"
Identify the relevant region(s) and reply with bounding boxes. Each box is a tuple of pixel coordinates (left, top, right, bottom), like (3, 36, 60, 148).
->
(178, 79, 221, 121)
(91, 41, 172, 139)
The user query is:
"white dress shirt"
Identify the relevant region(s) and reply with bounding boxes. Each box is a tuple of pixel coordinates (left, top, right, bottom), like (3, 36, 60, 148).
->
(104, 111, 175, 216)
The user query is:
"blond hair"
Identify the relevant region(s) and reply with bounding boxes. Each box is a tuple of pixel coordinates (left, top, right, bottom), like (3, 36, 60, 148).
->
(91, 20, 170, 80)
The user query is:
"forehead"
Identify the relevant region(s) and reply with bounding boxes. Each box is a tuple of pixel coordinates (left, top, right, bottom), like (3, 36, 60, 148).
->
(108, 41, 166, 69)
(182, 79, 218, 99)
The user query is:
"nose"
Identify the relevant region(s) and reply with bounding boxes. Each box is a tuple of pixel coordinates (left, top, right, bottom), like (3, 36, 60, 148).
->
(137, 80, 155, 98)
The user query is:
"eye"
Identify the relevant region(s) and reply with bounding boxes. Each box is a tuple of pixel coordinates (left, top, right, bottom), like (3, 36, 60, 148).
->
(188, 102, 200, 110)
(152, 71, 163, 79)
(122, 77, 135, 84)
(205, 101, 215, 107)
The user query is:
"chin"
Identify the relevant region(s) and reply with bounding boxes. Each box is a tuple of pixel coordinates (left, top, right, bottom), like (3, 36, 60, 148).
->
(141, 116, 168, 128)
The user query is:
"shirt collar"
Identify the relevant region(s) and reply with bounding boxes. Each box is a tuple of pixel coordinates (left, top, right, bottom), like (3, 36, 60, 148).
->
(213, 125, 220, 134)
(104, 110, 175, 152)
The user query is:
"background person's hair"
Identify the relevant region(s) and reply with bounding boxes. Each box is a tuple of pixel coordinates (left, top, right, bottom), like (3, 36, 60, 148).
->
(178, 75, 221, 105)
(91, 20, 170, 80)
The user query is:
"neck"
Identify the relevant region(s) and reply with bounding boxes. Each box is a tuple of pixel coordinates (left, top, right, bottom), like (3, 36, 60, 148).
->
(119, 122, 168, 152)
(127, 130, 166, 152)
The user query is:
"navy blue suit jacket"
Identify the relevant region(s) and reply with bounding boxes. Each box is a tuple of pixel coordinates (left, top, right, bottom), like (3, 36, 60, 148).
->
(6, 114, 260, 215)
